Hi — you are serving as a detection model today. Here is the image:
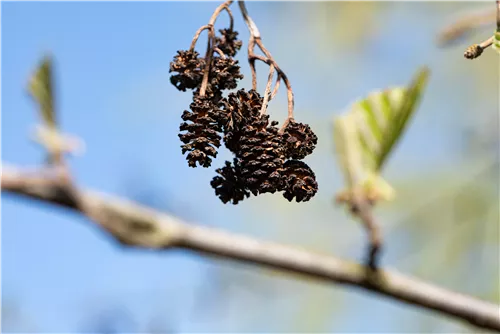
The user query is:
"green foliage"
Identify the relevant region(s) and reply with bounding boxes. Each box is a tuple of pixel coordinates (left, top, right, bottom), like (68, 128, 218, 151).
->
(28, 54, 57, 128)
(333, 67, 430, 202)
(493, 29, 500, 53)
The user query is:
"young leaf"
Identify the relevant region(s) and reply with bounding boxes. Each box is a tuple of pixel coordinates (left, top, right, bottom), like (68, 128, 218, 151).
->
(493, 29, 500, 53)
(28, 55, 57, 129)
(332, 67, 430, 203)
(333, 114, 364, 190)
(377, 67, 430, 170)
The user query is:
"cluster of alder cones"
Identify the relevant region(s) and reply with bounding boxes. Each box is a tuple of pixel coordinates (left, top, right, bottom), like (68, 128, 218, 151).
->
(169, 26, 319, 204)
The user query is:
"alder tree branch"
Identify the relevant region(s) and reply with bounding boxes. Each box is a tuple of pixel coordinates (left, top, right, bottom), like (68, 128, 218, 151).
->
(2, 164, 500, 332)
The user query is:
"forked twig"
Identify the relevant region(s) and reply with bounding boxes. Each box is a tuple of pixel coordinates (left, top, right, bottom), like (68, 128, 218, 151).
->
(238, 1, 294, 125)
(187, 1, 234, 97)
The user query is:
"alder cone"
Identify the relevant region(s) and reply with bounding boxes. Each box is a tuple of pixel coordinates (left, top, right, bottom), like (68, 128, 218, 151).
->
(215, 28, 243, 57)
(222, 89, 268, 153)
(281, 160, 318, 202)
(210, 57, 244, 91)
(210, 158, 251, 204)
(178, 93, 225, 168)
(169, 50, 205, 91)
(282, 119, 318, 159)
(237, 121, 285, 196)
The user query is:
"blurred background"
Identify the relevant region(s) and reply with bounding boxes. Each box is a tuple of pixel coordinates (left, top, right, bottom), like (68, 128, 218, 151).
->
(2, 1, 499, 333)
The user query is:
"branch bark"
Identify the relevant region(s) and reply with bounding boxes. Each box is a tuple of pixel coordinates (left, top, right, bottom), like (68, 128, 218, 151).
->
(2, 163, 500, 331)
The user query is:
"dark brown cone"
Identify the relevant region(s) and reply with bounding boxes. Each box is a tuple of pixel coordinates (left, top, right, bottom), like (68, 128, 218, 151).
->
(215, 29, 243, 57)
(237, 121, 285, 196)
(281, 160, 318, 203)
(282, 119, 318, 159)
(221, 89, 268, 153)
(210, 57, 244, 91)
(210, 159, 251, 204)
(170, 50, 205, 91)
(178, 93, 225, 168)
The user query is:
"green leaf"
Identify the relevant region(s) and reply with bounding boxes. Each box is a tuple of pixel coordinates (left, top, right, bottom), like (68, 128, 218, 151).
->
(332, 67, 430, 202)
(332, 114, 364, 190)
(28, 55, 57, 128)
(493, 29, 500, 53)
(377, 67, 430, 170)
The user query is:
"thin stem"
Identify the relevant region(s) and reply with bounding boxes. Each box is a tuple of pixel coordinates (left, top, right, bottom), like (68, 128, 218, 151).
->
(496, 0, 500, 30)
(255, 37, 294, 121)
(480, 36, 494, 48)
(270, 74, 281, 101)
(224, 6, 235, 31)
(464, 36, 494, 59)
(350, 189, 382, 270)
(209, 1, 234, 26)
(238, 1, 260, 38)
(189, 25, 211, 51)
(199, 28, 214, 97)
(463, 1, 500, 59)
(248, 37, 258, 91)
(190, 1, 235, 52)
(199, 1, 234, 97)
(248, 50, 295, 121)
(260, 64, 275, 115)
(238, 0, 295, 122)
(213, 47, 226, 58)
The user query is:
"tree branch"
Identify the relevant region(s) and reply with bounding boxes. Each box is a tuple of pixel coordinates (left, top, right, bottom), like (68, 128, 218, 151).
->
(437, 7, 496, 46)
(2, 163, 500, 332)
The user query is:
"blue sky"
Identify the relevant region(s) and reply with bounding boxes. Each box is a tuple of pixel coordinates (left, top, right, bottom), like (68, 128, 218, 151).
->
(2, 1, 497, 333)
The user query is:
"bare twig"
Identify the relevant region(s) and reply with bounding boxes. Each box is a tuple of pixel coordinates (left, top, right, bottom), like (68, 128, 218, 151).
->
(213, 47, 227, 59)
(462, 1, 500, 60)
(195, 1, 234, 97)
(437, 7, 496, 46)
(260, 64, 275, 115)
(270, 73, 281, 101)
(189, 25, 211, 52)
(464, 36, 494, 59)
(2, 164, 500, 332)
(247, 37, 258, 91)
(238, 1, 295, 122)
(189, 4, 234, 52)
(350, 189, 382, 270)
(496, 0, 500, 29)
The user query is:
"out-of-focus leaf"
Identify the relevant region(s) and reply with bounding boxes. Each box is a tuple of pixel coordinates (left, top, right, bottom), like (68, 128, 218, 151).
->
(493, 29, 500, 53)
(333, 114, 363, 190)
(28, 55, 57, 128)
(333, 67, 429, 202)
